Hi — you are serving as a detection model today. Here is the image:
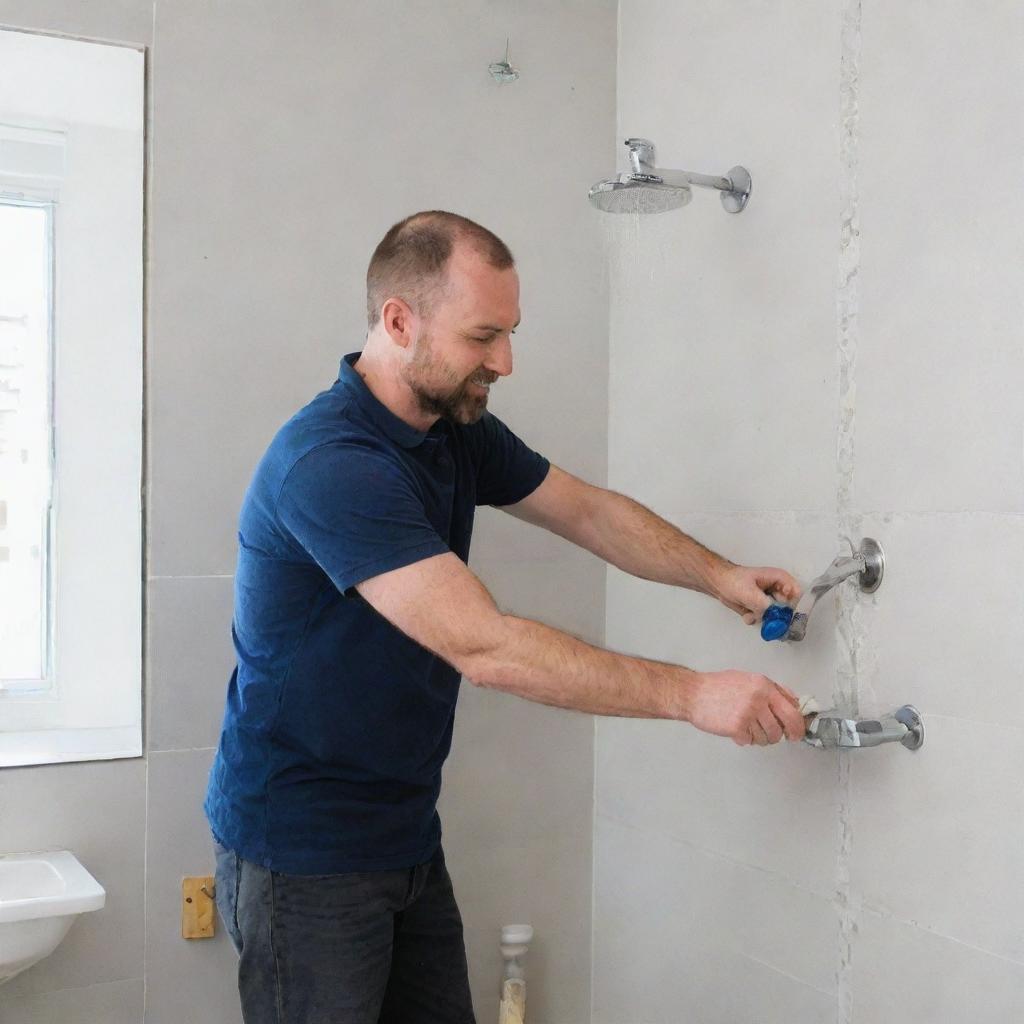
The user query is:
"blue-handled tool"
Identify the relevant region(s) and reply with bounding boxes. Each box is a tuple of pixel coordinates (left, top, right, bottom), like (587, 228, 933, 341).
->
(760, 603, 794, 641)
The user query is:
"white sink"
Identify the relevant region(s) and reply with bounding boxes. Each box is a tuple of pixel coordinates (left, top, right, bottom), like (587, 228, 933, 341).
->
(0, 851, 105, 984)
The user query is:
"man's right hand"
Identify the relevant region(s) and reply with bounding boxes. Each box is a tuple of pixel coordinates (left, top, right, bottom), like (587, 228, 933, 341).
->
(687, 671, 808, 746)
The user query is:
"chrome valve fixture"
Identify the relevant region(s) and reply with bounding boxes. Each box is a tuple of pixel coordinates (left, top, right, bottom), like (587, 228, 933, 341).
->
(805, 705, 925, 752)
(783, 538, 885, 643)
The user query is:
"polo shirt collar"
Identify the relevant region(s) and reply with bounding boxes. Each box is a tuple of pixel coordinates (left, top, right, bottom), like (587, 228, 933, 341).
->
(336, 353, 433, 450)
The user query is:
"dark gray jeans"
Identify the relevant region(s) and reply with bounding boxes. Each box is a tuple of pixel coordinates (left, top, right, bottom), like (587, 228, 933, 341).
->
(213, 840, 476, 1024)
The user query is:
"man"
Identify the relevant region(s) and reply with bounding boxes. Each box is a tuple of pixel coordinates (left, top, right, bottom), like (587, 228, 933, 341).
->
(206, 211, 807, 1023)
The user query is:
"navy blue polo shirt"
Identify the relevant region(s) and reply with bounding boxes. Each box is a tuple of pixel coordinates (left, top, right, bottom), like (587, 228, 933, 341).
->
(204, 353, 549, 874)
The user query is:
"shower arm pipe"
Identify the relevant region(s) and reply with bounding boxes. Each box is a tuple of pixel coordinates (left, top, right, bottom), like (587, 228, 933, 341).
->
(648, 167, 736, 193)
(784, 553, 866, 642)
(784, 538, 885, 643)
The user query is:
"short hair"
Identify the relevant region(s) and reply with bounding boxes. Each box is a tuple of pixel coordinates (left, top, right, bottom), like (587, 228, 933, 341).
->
(366, 211, 515, 329)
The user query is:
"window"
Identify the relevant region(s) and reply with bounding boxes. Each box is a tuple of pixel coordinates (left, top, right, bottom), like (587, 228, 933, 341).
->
(0, 199, 54, 692)
(0, 31, 144, 766)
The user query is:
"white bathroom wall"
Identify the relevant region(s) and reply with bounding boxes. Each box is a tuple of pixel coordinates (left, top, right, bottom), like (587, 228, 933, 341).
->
(0, 2, 614, 1022)
(595, 1, 1024, 1022)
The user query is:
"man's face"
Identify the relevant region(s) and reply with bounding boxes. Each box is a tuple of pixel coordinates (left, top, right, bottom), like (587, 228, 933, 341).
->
(402, 246, 519, 426)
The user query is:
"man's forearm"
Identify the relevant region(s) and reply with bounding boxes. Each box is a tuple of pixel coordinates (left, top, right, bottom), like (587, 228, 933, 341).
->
(465, 613, 698, 721)
(579, 487, 729, 595)
(356, 551, 803, 744)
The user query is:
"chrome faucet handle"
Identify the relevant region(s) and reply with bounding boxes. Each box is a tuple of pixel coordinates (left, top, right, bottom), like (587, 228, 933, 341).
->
(784, 538, 884, 642)
(804, 704, 924, 752)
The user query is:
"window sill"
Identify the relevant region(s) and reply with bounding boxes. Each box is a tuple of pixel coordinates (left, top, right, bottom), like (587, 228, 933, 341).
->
(0, 726, 142, 768)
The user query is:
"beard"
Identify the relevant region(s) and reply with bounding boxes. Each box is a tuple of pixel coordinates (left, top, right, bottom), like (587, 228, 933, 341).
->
(404, 333, 497, 426)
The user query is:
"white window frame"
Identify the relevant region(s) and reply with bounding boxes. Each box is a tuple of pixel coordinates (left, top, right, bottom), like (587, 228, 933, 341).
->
(0, 192, 56, 695)
(0, 30, 144, 766)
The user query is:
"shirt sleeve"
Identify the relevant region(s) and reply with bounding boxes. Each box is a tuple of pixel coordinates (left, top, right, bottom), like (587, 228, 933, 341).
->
(276, 442, 450, 594)
(470, 412, 550, 507)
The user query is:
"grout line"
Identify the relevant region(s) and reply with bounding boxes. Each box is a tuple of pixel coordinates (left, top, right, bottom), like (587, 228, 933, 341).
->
(835, 1, 863, 1021)
(589, 717, 599, 1023)
(834, 756, 856, 1022)
(855, 509, 1024, 519)
(648, 508, 1024, 519)
(14, 975, 145, 999)
(143, 751, 150, 1023)
(143, 4, 156, 1020)
(858, 901, 1024, 968)
(147, 573, 234, 580)
(597, 66, 619, 999)
(740, 952, 835, 1000)
(150, 745, 217, 755)
(628, 508, 833, 517)
(596, 811, 833, 902)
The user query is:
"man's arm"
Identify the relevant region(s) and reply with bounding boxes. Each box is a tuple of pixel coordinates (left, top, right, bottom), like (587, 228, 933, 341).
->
(356, 552, 806, 746)
(503, 465, 800, 623)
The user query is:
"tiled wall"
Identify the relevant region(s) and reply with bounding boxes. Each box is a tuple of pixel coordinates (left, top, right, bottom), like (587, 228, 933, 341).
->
(595, 1, 1024, 1021)
(0, 2, 614, 1021)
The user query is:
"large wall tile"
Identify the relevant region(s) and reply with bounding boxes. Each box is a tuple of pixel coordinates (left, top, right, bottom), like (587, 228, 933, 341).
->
(145, 749, 242, 1024)
(0, 760, 145, 997)
(0, 0, 151, 43)
(147, 576, 236, 752)
(147, 0, 613, 577)
(472, 553, 606, 646)
(609, 0, 840, 515)
(470, 505, 590, 574)
(451, 835, 592, 1024)
(593, 817, 836, 1024)
(852, 910, 1024, 1023)
(849, 715, 1024, 963)
(857, 512, 1024, 729)
(441, 677, 593, 1022)
(596, 716, 838, 894)
(0, 977, 144, 1024)
(442, 685, 592, 847)
(855, 2, 1024, 513)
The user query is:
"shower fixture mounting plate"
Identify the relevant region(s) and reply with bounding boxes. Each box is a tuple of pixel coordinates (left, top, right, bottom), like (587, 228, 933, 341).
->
(857, 537, 885, 593)
(894, 704, 925, 751)
(721, 166, 752, 213)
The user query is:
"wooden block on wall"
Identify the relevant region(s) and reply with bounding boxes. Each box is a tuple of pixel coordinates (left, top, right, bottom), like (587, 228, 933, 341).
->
(182, 876, 216, 939)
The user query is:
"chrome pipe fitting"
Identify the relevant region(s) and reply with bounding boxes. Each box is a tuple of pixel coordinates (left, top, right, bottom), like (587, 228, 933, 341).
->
(804, 705, 925, 752)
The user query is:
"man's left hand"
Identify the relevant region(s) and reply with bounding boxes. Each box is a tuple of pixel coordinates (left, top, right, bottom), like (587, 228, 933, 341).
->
(711, 564, 802, 626)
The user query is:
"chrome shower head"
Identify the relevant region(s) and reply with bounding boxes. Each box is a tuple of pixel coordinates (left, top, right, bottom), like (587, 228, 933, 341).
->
(587, 176, 692, 214)
(588, 138, 752, 215)
(585, 176, 696, 214)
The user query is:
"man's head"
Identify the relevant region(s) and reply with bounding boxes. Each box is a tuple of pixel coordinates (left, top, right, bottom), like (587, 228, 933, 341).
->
(364, 211, 520, 426)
